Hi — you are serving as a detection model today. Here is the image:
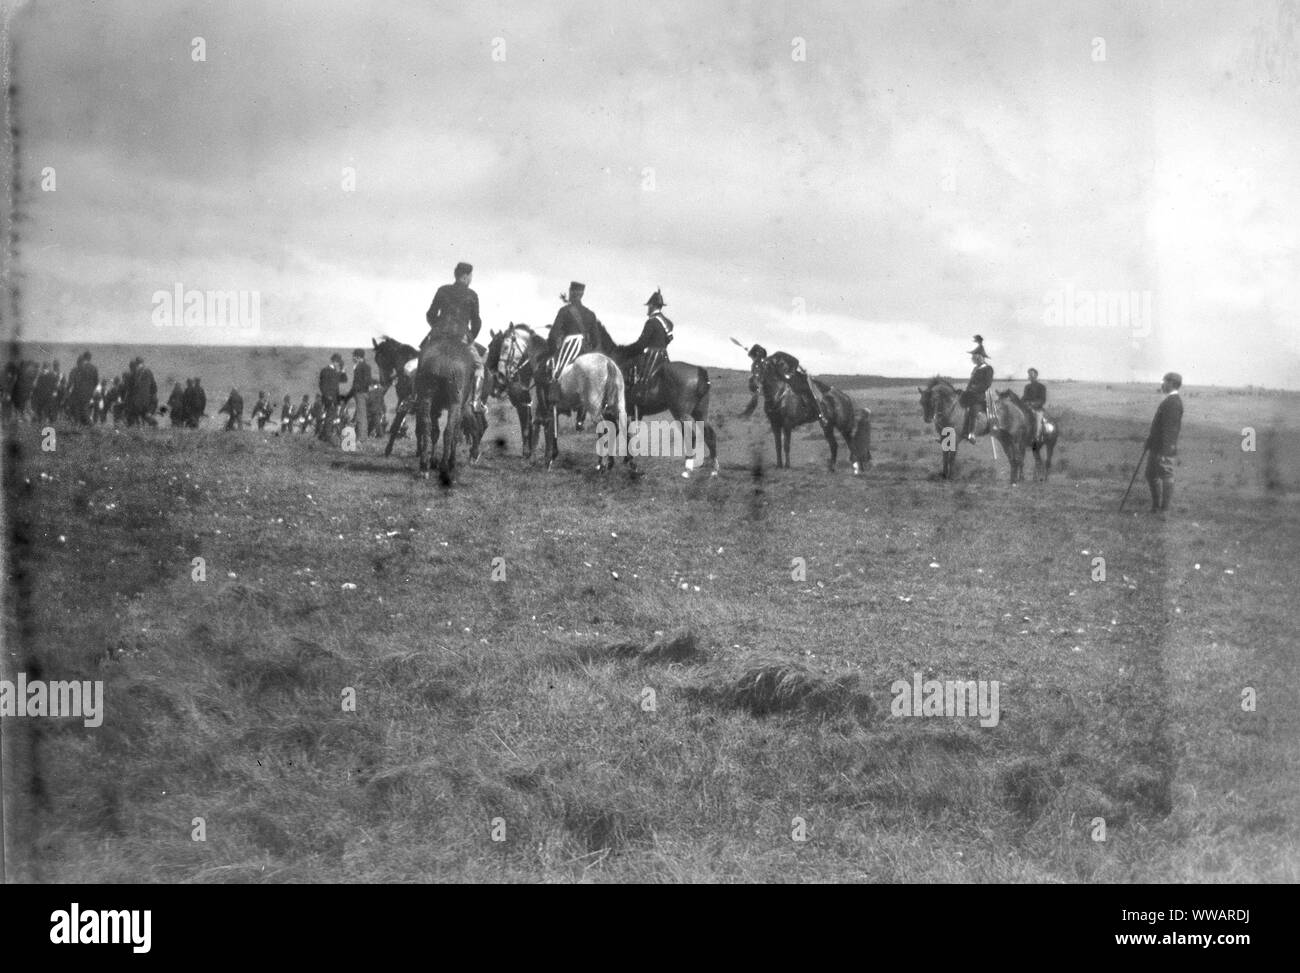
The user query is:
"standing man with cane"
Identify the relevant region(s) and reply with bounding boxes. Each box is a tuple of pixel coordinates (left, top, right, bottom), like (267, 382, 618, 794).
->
(1144, 372, 1184, 514)
(1121, 371, 1183, 513)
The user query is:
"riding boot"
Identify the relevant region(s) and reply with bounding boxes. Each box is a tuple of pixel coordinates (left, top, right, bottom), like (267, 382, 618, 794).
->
(1160, 480, 1173, 511)
(1148, 479, 1161, 512)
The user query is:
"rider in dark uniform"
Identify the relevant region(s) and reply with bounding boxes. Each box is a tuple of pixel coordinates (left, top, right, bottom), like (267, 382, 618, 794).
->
(747, 344, 828, 424)
(318, 353, 346, 440)
(547, 281, 603, 386)
(626, 289, 673, 403)
(423, 262, 484, 409)
(959, 336, 994, 442)
(1022, 367, 1047, 443)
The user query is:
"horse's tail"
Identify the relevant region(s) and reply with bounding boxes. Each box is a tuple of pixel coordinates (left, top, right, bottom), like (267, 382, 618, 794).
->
(851, 407, 872, 462)
(694, 365, 712, 418)
(605, 357, 627, 440)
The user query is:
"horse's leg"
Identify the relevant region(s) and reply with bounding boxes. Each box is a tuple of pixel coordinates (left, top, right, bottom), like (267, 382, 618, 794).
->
(783, 426, 793, 469)
(702, 422, 718, 473)
(465, 405, 482, 463)
(545, 402, 558, 469)
(433, 403, 448, 478)
(509, 395, 525, 455)
(414, 398, 430, 475)
(444, 402, 460, 477)
(822, 419, 838, 472)
(770, 421, 783, 468)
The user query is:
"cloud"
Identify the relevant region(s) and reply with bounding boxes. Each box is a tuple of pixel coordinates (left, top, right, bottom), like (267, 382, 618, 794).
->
(8, 0, 1299, 387)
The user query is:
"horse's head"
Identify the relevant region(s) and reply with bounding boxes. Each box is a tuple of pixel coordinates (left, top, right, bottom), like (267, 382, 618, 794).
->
(918, 383, 934, 423)
(373, 336, 417, 388)
(484, 326, 507, 373)
(919, 376, 950, 424)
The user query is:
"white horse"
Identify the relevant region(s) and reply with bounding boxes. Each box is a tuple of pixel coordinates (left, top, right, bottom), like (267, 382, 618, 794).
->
(537, 351, 628, 471)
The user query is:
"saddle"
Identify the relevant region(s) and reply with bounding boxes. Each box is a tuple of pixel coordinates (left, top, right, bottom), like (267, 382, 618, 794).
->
(632, 349, 666, 397)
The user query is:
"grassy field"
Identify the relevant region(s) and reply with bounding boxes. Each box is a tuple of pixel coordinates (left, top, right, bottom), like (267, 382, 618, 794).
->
(4, 362, 1298, 882)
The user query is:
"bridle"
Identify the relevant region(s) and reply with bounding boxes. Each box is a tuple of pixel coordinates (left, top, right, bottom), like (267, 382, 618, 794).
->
(922, 381, 960, 429)
(494, 326, 534, 389)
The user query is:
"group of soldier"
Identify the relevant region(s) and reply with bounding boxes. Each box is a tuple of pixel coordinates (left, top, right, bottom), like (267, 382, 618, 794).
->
(412, 261, 1184, 513)
(4, 261, 1185, 514)
(3, 352, 165, 427)
(419, 261, 675, 412)
(206, 348, 390, 442)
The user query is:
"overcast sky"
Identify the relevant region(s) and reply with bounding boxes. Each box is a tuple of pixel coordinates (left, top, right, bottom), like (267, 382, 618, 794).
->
(7, 0, 1299, 386)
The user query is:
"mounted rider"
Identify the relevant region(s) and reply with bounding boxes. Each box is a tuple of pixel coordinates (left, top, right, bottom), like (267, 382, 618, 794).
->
(747, 343, 829, 425)
(959, 335, 994, 443)
(1022, 367, 1048, 444)
(423, 261, 486, 412)
(546, 281, 602, 394)
(626, 288, 673, 405)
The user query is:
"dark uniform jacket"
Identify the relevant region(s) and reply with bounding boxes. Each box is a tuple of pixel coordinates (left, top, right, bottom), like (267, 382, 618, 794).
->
(348, 360, 372, 399)
(548, 302, 602, 357)
(1146, 393, 1183, 456)
(961, 362, 994, 406)
(181, 384, 202, 424)
(627, 312, 674, 356)
(219, 392, 244, 417)
(766, 351, 805, 381)
(1022, 380, 1046, 410)
(319, 365, 345, 403)
(131, 367, 158, 415)
(426, 283, 482, 343)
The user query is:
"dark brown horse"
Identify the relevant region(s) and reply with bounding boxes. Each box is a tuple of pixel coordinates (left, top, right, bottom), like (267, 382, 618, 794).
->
(919, 377, 991, 479)
(373, 336, 484, 463)
(1008, 392, 1060, 481)
(374, 338, 486, 463)
(744, 354, 865, 471)
(992, 390, 1036, 484)
(586, 321, 718, 476)
(484, 323, 547, 459)
(918, 377, 1034, 484)
(411, 337, 477, 480)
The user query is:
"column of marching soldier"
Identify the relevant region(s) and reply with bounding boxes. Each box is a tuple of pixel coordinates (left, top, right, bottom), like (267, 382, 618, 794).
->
(0, 348, 393, 443)
(1, 263, 1183, 515)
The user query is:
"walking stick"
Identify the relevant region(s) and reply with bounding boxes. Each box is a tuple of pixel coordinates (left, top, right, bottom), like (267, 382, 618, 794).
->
(1119, 445, 1149, 512)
